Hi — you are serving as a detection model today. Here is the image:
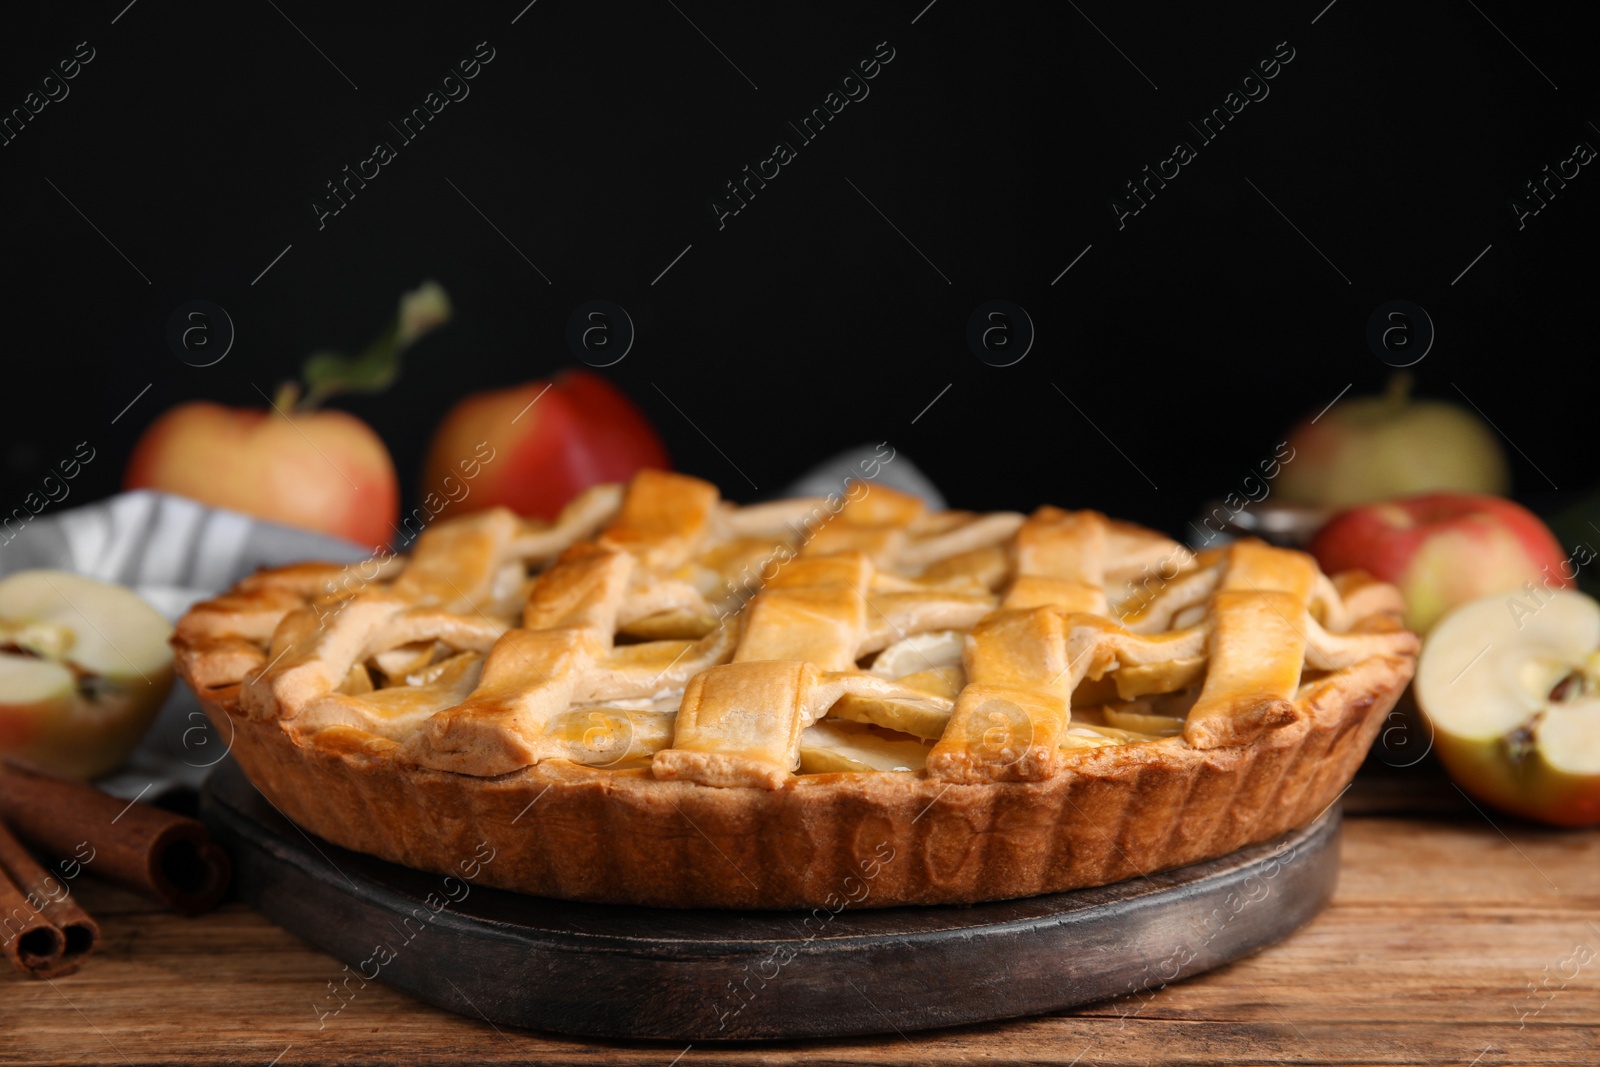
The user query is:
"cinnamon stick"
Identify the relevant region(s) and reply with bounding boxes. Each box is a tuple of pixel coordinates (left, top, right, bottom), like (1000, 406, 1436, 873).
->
(0, 838, 63, 977)
(0, 819, 98, 977)
(0, 760, 231, 916)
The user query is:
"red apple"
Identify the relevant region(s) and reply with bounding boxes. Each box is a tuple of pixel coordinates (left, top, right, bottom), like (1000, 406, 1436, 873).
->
(124, 282, 452, 549)
(0, 570, 174, 779)
(1310, 493, 1571, 634)
(1277, 374, 1510, 509)
(422, 370, 668, 521)
(124, 403, 399, 548)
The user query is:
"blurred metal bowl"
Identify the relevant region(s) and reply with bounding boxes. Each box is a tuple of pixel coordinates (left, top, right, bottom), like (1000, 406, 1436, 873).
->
(1189, 500, 1332, 550)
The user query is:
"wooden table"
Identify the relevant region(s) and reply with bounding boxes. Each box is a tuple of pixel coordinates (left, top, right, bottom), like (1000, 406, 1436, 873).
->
(5, 790, 1598, 1065)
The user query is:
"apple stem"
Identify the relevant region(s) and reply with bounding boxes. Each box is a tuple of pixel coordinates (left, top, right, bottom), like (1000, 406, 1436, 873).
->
(294, 282, 453, 413)
(1384, 371, 1414, 408)
(272, 381, 302, 414)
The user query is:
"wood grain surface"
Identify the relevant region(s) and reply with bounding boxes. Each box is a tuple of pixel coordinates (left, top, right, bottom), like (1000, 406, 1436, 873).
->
(4, 811, 1597, 1066)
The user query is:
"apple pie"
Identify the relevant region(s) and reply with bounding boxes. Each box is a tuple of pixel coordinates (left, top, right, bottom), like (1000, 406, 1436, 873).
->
(173, 470, 1418, 908)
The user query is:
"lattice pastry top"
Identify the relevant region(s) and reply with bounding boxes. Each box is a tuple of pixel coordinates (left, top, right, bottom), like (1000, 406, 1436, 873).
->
(176, 469, 1417, 790)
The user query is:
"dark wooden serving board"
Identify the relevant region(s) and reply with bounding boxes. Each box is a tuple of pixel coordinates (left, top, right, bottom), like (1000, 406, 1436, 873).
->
(199, 760, 1342, 1042)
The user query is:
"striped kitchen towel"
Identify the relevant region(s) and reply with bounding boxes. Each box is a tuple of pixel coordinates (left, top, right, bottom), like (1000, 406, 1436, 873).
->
(0, 489, 369, 619)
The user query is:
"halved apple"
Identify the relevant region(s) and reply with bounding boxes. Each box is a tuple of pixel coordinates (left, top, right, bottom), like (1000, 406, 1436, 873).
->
(0, 570, 174, 779)
(1414, 589, 1600, 827)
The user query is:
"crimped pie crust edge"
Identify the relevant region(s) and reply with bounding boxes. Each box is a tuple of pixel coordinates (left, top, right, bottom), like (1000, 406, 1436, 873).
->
(187, 650, 1411, 909)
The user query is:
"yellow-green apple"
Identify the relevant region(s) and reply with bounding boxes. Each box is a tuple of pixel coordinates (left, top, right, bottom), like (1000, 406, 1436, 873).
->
(124, 282, 451, 549)
(1278, 374, 1510, 508)
(1310, 493, 1569, 634)
(422, 369, 668, 521)
(1415, 590, 1600, 827)
(0, 570, 174, 779)
(124, 403, 398, 548)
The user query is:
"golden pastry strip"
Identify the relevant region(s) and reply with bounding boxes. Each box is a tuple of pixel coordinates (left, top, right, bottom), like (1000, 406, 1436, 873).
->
(766, 552, 874, 591)
(616, 577, 710, 626)
(1219, 538, 1319, 599)
(390, 508, 523, 611)
(793, 484, 928, 565)
(655, 661, 948, 787)
(406, 546, 634, 774)
(598, 468, 719, 569)
(362, 608, 505, 658)
(858, 591, 995, 653)
(242, 595, 407, 721)
(237, 558, 403, 599)
(407, 626, 600, 773)
(838, 483, 926, 527)
(578, 623, 738, 702)
(918, 544, 1009, 591)
(735, 586, 866, 671)
(1313, 571, 1407, 631)
(922, 606, 1078, 782)
(926, 683, 1070, 782)
(1116, 567, 1218, 633)
(1303, 613, 1416, 670)
(1103, 524, 1190, 585)
(1014, 507, 1107, 585)
(1003, 575, 1106, 614)
(895, 511, 1024, 570)
(965, 608, 1075, 697)
(801, 523, 906, 565)
(733, 553, 869, 670)
(303, 652, 484, 740)
(506, 483, 624, 563)
(654, 661, 817, 788)
(1184, 589, 1308, 749)
(522, 545, 634, 631)
(175, 584, 311, 643)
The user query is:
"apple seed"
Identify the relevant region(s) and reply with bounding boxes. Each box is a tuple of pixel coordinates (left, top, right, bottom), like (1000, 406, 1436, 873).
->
(1503, 715, 1542, 764)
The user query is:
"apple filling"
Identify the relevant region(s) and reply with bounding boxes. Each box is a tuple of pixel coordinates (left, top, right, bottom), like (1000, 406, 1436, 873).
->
(332, 642, 486, 733)
(788, 629, 1183, 772)
(339, 640, 484, 695)
(799, 719, 934, 773)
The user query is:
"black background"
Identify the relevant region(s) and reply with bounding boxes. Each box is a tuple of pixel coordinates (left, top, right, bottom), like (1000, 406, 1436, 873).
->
(2, 1, 1592, 541)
